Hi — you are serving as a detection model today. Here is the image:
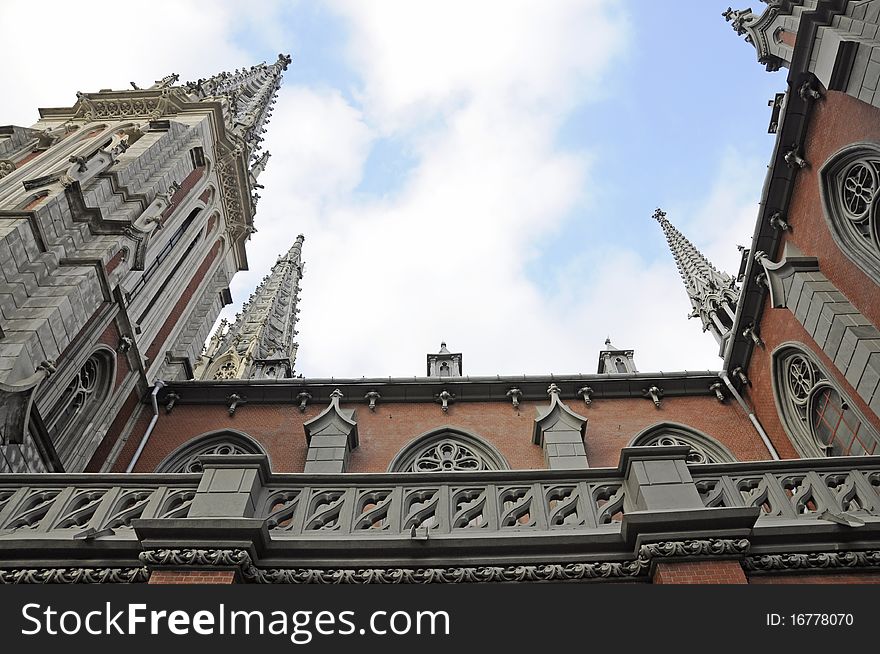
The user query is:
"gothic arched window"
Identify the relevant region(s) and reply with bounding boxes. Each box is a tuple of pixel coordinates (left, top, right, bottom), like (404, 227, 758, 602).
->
(629, 422, 736, 464)
(156, 430, 266, 473)
(46, 348, 115, 464)
(773, 345, 880, 458)
(388, 428, 510, 473)
(819, 143, 880, 284)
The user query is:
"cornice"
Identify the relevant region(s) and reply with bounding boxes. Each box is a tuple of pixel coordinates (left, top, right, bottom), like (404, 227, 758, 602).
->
(155, 371, 725, 407)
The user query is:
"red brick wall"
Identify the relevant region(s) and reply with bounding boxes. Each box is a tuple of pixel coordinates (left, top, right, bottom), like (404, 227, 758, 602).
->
(749, 572, 880, 584)
(160, 165, 206, 221)
(86, 389, 141, 472)
(144, 239, 222, 364)
(123, 393, 767, 473)
(745, 294, 880, 459)
(653, 560, 747, 584)
(148, 570, 236, 585)
(784, 91, 880, 328)
(742, 91, 880, 459)
(96, 321, 131, 390)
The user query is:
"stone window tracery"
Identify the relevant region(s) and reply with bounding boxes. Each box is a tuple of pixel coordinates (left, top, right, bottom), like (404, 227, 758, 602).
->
(630, 423, 735, 464)
(774, 345, 880, 458)
(388, 429, 509, 473)
(46, 349, 114, 463)
(156, 431, 265, 473)
(820, 144, 880, 284)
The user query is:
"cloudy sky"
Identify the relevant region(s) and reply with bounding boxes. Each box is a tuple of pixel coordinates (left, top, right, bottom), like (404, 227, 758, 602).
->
(1, 1, 787, 378)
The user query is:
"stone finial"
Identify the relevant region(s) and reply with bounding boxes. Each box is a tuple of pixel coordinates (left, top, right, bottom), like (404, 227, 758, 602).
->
(364, 390, 381, 411)
(722, 7, 756, 35)
(547, 383, 562, 398)
(506, 387, 522, 409)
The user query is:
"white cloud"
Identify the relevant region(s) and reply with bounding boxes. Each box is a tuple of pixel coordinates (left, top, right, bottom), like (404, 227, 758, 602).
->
(3, 1, 767, 379)
(0, 1, 295, 125)
(217, 1, 635, 377)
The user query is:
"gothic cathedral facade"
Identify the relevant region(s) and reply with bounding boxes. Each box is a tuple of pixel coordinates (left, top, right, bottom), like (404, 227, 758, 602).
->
(1, 3, 880, 585)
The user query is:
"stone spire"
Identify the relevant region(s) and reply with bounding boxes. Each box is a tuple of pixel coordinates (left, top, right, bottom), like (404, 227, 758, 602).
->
(182, 54, 291, 166)
(653, 208, 740, 356)
(197, 235, 305, 380)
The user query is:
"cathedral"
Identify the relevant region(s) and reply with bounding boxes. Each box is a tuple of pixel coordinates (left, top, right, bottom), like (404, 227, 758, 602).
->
(1, 1, 880, 585)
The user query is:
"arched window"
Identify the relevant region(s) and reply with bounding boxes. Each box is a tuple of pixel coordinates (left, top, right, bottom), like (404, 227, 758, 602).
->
(156, 430, 266, 473)
(773, 344, 880, 457)
(46, 348, 115, 464)
(819, 143, 880, 284)
(629, 422, 736, 464)
(388, 428, 510, 473)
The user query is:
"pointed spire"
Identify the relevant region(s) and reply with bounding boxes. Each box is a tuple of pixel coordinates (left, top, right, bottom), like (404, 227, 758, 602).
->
(197, 234, 305, 380)
(183, 53, 291, 164)
(653, 208, 740, 356)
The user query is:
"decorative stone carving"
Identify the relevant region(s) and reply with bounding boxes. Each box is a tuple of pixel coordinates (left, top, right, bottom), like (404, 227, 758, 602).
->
(506, 387, 522, 409)
(731, 367, 750, 386)
(798, 79, 822, 102)
(364, 390, 381, 411)
(137, 538, 749, 584)
(0, 567, 149, 584)
(631, 425, 736, 464)
(389, 429, 509, 473)
(784, 147, 807, 169)
(768, 211, 790, 231)
(297, 391, 311, 412)
(722, 7, 756, 36)
(643, 385, 663, 408)
(164, 391, 180, 414)
(0, 159, 16, 179)
(744, 550, 880, 573)
(436, 389, 455, 413)
(742, 323, 764, 348)
(577, 385, 593, 406)
(227, 393, 246, 416)
(709, 382, 726, 403)
(156, 433, 263, 473)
